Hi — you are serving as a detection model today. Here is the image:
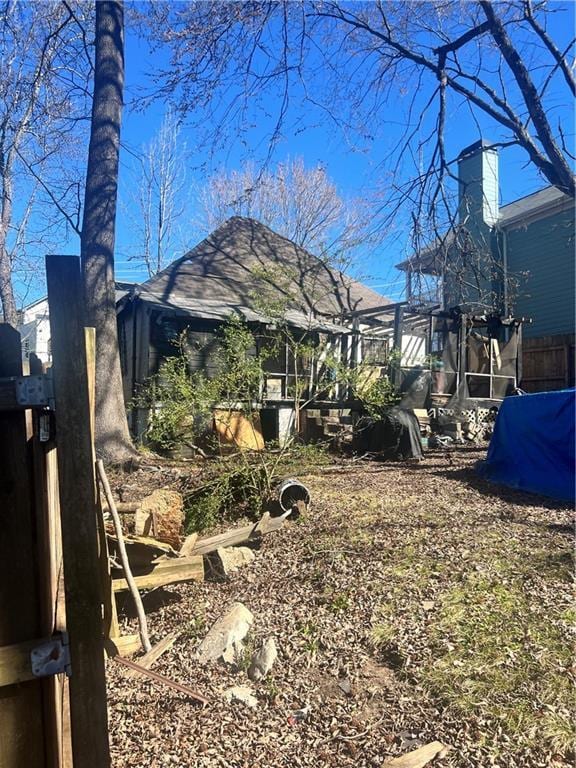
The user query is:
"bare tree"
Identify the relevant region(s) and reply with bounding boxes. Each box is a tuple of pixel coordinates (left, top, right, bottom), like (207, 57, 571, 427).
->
(150, 0, 573, 312)
(82, 0, 136, 463)
(0, 1, 90, 324)
(0, 1, 133, 460)
(152, 1, 573, 194)
(126, 108, 189, 277)
(198, 157, 369, 267)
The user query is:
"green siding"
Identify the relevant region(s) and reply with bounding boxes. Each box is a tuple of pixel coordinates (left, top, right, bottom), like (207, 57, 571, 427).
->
(506, 207, 575, 338)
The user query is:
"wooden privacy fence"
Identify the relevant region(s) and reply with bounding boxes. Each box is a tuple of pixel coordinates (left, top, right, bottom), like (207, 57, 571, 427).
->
(0, 256, 110, 768)
(521, 334, 575, 392)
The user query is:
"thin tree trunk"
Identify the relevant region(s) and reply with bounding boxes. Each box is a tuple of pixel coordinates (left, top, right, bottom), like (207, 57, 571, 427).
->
(0, 174, 18, 325)
(81, 0, 136, 463)
(0, 243, 17, 325)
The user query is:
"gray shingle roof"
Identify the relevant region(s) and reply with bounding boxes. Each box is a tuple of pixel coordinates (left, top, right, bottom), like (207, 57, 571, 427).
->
(499, 186, 571, 224)
(397, 185, 573, 274)
(138, 217, 389, 320)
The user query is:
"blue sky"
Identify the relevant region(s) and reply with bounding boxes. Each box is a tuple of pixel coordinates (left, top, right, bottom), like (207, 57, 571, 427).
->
(17, 1, 576, 305)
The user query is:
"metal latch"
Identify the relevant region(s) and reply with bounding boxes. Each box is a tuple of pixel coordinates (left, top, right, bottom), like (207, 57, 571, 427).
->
(15, 374, 54, 409)
(31, 632, 71, 678)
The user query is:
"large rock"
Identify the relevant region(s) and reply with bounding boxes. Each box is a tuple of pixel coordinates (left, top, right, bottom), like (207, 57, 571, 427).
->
(248, 637, 278, 681)
(223, 685, 258, 708)
(383, 742, 448, 767)
(210, 546, 255, 577)
(196, 602, 254, 665)
(135, 489, 184, 549)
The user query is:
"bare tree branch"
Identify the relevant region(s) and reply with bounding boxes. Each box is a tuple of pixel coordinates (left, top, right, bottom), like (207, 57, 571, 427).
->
(523, 0, 576, 96)
(480, 0, 574, 196)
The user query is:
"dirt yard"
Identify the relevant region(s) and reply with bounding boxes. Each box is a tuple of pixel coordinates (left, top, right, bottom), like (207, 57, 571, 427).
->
(107, 446, 574, 767)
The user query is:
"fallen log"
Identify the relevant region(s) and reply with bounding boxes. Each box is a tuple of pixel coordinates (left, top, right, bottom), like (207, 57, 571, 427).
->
(190, 509, 291, 556)
(112, 555, 204, 592)
(101, 501, 140, 514)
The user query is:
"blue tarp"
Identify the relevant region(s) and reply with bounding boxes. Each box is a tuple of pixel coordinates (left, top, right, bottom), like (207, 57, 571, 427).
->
(479, 389, 576, 502)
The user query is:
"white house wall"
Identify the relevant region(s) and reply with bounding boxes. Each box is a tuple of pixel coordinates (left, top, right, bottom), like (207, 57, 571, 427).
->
(19, 297, 51, 364)
(401, 334, 427, 367)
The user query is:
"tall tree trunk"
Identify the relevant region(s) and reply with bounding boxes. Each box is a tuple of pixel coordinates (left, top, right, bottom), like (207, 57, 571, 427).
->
(81, 0, 136, 463)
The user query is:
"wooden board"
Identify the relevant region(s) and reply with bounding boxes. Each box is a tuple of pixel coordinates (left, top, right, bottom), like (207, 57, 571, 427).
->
(191, 510, 290, 556)
(383, 741, 446, 767)
(0, 325, 47, 767)
(107, 534, 179, 569)
(112, 556, 204, 592)
(123, 631, 179, 678)
(46, 255, 111, 768)
(0, 637, 46, 687)
(106, 634, 142, 657)
(179, 533, 198, 557)
(32, 417, 71, 768)
(214, 410, 265, 451)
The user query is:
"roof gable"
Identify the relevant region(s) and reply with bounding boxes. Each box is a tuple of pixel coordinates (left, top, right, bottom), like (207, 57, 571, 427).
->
(140, 217, 388, 319)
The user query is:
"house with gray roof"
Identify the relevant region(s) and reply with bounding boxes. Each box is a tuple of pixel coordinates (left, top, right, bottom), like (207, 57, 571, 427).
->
(117, 216, 392, 443)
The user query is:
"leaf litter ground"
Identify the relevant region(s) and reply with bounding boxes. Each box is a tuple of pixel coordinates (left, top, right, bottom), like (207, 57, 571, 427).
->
(107, 446, 574, 767)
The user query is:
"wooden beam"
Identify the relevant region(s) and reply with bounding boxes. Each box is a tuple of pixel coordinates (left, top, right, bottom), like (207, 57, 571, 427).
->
(31, 409, 70, 768)
(0, 637, 45, 687)
(112, 556, 204, 592)
(347, 300, 408, 319)
(191, 510, 290, 556)
(106, 634, 141, 657)
(458, 313, 468, 390)
(179, 533, 198, 557)
(46, 255, 111, 768)
(108, 534, 179, 568)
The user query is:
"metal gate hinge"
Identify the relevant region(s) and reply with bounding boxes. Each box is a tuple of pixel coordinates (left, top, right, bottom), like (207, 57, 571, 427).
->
(31, 632, 71, 678)
(15, 374, 54, 409)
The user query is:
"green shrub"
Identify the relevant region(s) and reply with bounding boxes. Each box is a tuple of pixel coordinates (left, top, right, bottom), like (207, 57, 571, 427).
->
(357, 375, 401, 418)
(135, 314, 264, 453)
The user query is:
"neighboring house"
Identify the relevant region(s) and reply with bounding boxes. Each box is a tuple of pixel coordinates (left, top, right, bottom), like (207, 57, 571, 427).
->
(17, 282, 137, 367)
(18, 296, 51, 365)
(117, 216, 392, 443)
(397, 140, 575, 392)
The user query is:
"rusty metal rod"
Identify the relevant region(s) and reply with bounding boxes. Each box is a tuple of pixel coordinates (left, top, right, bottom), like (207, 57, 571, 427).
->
(112, 654, 209, 706)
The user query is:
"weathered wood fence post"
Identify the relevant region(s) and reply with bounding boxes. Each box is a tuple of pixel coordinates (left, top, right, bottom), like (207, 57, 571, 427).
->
(46, 254, 111, 768)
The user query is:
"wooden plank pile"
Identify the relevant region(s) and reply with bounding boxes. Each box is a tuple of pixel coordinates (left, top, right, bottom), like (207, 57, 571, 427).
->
(104, 491, 292, 594)
(99, 468, 299, 685)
